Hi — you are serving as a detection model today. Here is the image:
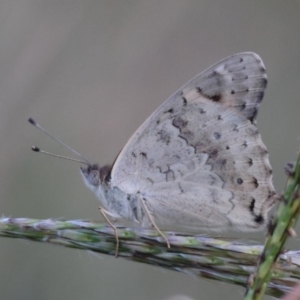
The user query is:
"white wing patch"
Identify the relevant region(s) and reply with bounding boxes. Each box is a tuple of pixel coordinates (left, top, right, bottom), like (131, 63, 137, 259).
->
(106, 53, 276, 231)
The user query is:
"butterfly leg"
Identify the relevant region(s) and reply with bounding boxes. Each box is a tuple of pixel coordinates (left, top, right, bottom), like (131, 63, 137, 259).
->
(98, 206, 120, 257)
(138, 194, 170, 248)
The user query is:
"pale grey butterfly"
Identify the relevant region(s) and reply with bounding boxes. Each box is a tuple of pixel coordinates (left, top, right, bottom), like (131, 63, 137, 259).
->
(30, 52, 276, 250)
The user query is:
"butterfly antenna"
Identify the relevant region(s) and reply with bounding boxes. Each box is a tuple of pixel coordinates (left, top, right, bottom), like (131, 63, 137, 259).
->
(31, 146, 90, 165)
(28, 118, 91, 165)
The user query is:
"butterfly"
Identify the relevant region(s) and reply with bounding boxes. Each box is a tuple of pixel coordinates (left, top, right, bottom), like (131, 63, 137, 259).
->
(79, 53, 276, 249)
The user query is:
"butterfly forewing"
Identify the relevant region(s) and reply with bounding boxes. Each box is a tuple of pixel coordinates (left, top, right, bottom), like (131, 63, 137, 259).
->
(108, 52, 275, 230)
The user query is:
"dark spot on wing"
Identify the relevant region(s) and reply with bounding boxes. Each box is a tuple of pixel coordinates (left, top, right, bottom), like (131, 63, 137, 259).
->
(213, 132, 221, 140)
(194, 141, 206, 152)
(248, 158, 253, 166)
(259, 145, 269, 155)
(237, 178, 243, 185)
(240, 103, 246, 110)
(252, 177, 259, 188)
(259, 66, 266, 73)
(196, 87, 203, 94)
(140, 152, 147, 158)
(197, 87, 221, 102)
(254, 214, 264, 224)
(210, 94, 221, 102)
(232, 124, 239, 132)
(249, 198, 255, 212)
(181, 130, 194, 140)
(249, 197, 265, 225)
(241, 141, 248, 150)
(147, 177, 154, 184)
(207, 149, 218, 159)
(215, 158, 227, 170)
(248, 108, 258, 123)
(157, 129, 171, 145)
(172, 116, 188, 129)
(256, 91, 264, 103)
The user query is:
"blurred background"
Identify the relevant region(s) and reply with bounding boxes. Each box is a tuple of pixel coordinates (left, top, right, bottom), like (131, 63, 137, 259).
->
(1, 1, 300, 299)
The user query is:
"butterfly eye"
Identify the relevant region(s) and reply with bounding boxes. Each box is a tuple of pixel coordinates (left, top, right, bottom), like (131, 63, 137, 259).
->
(88, 170, 100, 186)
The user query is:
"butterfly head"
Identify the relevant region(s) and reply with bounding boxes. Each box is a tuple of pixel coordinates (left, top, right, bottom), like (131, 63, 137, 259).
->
(80, 164, 111, 190)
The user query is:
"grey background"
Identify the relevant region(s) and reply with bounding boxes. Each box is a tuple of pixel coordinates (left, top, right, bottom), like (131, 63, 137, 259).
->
(1, 1, 300, 300)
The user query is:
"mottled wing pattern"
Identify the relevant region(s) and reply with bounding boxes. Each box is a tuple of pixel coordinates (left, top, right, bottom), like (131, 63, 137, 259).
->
(110, 52, 275, 230)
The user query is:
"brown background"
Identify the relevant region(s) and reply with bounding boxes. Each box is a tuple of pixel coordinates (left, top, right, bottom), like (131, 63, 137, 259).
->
(1, 1, 300, 300)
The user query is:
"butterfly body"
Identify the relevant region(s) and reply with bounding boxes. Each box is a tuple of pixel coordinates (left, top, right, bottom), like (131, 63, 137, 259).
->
(81, 52, 276, 232)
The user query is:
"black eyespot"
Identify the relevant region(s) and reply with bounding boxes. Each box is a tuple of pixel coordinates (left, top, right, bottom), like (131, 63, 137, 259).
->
(237, 178, 243, 185)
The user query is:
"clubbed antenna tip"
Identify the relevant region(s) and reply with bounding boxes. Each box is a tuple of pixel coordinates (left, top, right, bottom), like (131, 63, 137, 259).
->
(31, 146, 40, 152)
(28, 118, 36, 126)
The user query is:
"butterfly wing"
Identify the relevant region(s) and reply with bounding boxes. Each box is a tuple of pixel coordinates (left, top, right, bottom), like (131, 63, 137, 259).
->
(110, 52, 275, 230)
